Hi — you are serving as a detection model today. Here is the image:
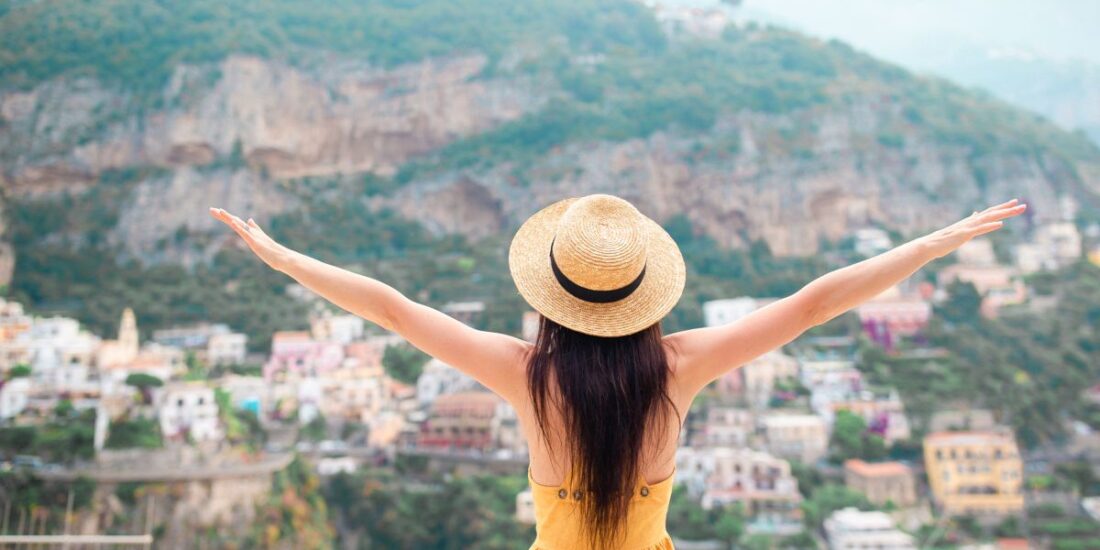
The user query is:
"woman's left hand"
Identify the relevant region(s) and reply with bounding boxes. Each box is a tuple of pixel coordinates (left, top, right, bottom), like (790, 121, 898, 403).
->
(921, 199, 1028, 259)
(209, 207, 294, 272)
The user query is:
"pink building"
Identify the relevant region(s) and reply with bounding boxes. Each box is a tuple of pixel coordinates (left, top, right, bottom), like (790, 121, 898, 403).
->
(263, 331, 345, 382)
(857, 299, 931, 352)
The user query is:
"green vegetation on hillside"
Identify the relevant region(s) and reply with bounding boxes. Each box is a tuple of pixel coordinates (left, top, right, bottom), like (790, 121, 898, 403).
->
(0, 0, 662, 95)
(393, 24, 1099, 185)
(246, 456, 333, 548)
(858, 262, 1100, 447)
(325, 469, 534, 549)
(0, 409, 95, 464)
(105, 416, 163, 449)
(3, 0, 1095, 171)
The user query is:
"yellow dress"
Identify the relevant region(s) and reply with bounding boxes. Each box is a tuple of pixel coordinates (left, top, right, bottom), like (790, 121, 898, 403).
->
(527, 467, 676, 550)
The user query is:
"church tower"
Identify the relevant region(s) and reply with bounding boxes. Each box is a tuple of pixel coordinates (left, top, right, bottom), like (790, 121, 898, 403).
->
(118, 307, 138, 358)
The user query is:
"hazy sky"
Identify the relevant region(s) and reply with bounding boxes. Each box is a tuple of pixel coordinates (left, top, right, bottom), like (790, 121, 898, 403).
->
(739, 0, 1100, 68)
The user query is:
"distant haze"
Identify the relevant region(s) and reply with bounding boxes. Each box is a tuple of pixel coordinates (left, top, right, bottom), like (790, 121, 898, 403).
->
(739, 0, 1099, 66)
(737, 0, 1100, 143)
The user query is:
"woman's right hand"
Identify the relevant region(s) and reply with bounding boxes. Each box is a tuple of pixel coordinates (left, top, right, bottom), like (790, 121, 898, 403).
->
(921, 198, 1028, 259)
(209, 207, 295, 272)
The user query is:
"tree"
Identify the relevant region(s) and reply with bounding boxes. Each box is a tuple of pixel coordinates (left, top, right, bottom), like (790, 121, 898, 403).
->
(938, 280, 983, 325)
(105, 417, 162, 449)
(713, 504, 745, 548)
(801, 484, 873, 528)
(124, 373, 163, 404)
(301, 414, 327, 442)
(7, 364, 31, 378)
(53, 399, 75, 419)
(382, 343, 430, 384)
(830, 410, 888, 462)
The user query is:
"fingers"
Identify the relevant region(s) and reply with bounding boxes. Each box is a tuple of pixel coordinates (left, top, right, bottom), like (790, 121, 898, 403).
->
(247, 218, 268, 237)
(972, 221, 1004, 237)
(980, 202, 1027, 222)
(209, 207, 257, 246)
(983, 198, 1019, 213)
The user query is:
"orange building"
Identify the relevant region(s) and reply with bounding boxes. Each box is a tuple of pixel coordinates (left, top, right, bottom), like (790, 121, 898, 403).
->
(843, 459, 917, 507)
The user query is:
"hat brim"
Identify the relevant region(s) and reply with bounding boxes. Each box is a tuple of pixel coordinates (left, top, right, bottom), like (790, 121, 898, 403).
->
(508, 197, 687, 338)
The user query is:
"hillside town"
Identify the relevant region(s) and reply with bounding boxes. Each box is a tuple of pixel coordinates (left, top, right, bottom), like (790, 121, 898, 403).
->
(3, 208, 1100, 549)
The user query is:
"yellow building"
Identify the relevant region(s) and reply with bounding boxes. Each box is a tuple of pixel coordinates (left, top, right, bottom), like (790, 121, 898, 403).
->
(923, 431, 1024, 516)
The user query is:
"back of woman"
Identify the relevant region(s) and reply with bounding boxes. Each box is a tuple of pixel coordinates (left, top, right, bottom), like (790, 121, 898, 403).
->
(510, 196, 689, 548)
(212, 193, 1026, 549)
(520, 318, 685, 549)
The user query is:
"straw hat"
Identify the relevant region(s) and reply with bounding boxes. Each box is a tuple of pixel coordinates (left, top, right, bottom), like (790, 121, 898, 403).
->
(508, 194, 686, 337)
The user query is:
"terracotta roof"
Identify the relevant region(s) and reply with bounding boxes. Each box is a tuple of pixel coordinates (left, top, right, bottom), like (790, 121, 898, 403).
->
(844, 459, 911, 478)
(996, 538, 1029, 550)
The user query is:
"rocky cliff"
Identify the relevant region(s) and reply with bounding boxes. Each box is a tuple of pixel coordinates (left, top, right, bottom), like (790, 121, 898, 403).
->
(2, 23, 1099, 282)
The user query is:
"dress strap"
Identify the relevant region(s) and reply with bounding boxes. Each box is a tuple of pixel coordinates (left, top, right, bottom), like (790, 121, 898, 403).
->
(528, 464, 575, 489)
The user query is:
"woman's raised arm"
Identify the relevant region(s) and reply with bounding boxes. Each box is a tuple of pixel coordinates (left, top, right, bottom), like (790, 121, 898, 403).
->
(209, 208, 530, 401)
(665, 199, 1028, 397)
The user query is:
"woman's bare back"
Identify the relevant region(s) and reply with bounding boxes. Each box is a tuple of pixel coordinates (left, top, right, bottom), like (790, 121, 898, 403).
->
(519, 341, 693, 488)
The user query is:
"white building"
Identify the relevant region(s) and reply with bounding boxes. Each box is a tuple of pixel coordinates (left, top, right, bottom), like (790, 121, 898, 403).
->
(310, 313, 365, 345)
(676, 446, 803, 533)
(27, 317, 99, 394)
(152, 322, 232, 349)
(1016, 222, 1082, 273)
(316, 456, 357, 476)
(824, 507, 916, 550)
(297, 377, 324, 425)
(156, 382, 222, 442)
(639, 0, 734, 39)
(703, 297, 777, 328)
(853, 228, 892, 258)
(801, 360, 864, 418)
(1037, 222, 1082, 265)
(0, 377, 30, 420)
(207, 332, 248, 366)
(695, 407, 755, 448)
(416, 358, 480, 405)
(760, 413, 829, 464)
(957, 240, 997, 267)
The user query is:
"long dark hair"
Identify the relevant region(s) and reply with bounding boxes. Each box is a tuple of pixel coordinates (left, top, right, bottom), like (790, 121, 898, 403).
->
(526, 315, 681, 548)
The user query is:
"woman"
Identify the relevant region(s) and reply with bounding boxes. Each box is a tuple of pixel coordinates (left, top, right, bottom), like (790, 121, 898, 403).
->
(210, 194, 1025, 549)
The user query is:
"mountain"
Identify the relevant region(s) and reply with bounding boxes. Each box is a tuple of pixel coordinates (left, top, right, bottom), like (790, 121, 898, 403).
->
(929, 47, 1100, 146)
(2, 0, 1099, 341)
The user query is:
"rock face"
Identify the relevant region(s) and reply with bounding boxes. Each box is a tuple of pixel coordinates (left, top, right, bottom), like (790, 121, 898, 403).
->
(386, 107, 1093, 256)
(0, 54, 545, 271)
(0, 54, 543, 189)
(0, 52, 1096, 270)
